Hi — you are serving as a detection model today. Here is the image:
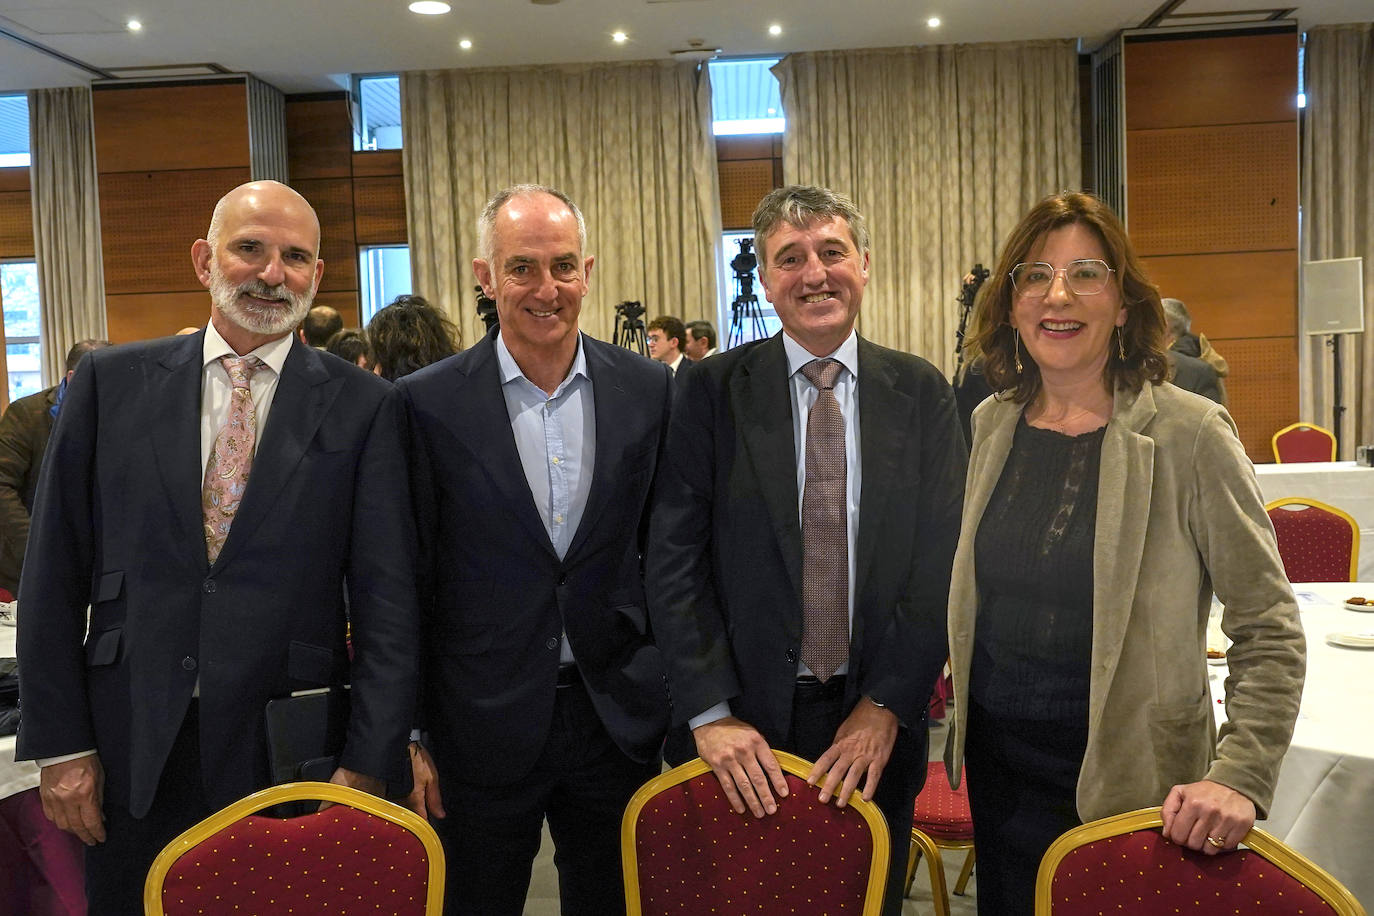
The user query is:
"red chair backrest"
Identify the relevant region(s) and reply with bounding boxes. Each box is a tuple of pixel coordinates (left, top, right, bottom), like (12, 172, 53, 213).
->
(1046, 829, 1335, 914)
(158, 805, 433, 915)
(1274, 424, 1336, 463)
(630, 767, 880, 914)
(1268, 503, 1356, 582)
(912, 761, 972, 841)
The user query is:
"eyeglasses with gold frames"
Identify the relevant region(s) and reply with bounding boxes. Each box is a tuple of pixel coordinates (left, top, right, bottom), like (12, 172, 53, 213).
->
(1010, 260, 1116, 297)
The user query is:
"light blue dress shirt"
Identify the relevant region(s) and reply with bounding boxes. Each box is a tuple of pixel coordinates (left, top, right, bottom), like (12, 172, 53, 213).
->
(495, 331, 595, 665)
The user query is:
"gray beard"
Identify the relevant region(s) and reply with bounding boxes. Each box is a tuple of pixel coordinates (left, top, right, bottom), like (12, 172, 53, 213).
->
(210, 269, 312, 337)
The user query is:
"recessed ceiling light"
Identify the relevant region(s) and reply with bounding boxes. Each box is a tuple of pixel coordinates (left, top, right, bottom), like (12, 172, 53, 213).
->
(612, 30, 628, 43)
(927, 16, 941, 28)
(768, 23, 782, 36)
(409, 1, 451, 14)
(459, 38, 473, 49)
(126, 19, 143, 31)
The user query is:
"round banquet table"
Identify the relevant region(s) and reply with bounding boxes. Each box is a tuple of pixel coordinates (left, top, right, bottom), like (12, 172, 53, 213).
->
(1211, 581, 1374, 908)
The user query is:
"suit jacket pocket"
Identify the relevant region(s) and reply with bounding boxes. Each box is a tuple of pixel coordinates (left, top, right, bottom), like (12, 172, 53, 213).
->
(84, 627, 122, 667)
(1146, 696, 1212, 782)
(613, 602, 649, 637)
(288, 640, 342, 685)
(92, 570, 124, 604)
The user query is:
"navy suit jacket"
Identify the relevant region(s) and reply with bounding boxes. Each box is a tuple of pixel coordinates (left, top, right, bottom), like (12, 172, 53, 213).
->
(647, 333, 966, 758)
(17, 331, 419, 816)
(397, 330, 673, 786)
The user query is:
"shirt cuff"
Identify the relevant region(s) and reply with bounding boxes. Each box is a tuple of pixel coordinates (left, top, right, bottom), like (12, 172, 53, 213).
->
(688, 701, 732, 732)
(38, 749, 97, 767)
(408, 729, 424, 743)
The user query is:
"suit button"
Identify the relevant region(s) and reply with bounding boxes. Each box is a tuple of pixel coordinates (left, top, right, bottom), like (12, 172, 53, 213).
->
(546, 637, 559, 650)
(785, 648, 798, 664)
(557, 574, 568, 586)
(181, 657, 197, 671)
(202, 579, 217, 594)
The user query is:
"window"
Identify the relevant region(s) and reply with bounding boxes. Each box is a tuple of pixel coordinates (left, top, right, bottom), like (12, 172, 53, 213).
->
(1, 262, 43, 402)
(709, 58, 784, 136)
(355, 75, 402, 151)
(358, 246, 412, 323)
(0, 94, 31, 168)
(718, 230, 780, 349)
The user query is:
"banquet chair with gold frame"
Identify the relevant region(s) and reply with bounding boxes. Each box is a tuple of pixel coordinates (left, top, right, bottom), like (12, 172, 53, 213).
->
(622, 749, 891, 916)
(1272, 422, 1338, 463)
(1266, 497, 1360, 582)
(1035, 807, 1365, 915)
(144, 781, 445, 916)
(903, 760, 974, 916)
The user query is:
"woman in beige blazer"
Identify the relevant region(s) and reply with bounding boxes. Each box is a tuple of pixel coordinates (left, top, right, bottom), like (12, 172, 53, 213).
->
(945, 192, 1305, 914)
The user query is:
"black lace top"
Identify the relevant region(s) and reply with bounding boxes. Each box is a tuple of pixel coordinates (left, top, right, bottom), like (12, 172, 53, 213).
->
(969, 416, 1107, 721)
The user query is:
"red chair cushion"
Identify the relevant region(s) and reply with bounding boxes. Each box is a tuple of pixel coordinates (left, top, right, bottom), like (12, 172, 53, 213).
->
(633, 769, 877, 913)
(160, 805, 432, 915)
(911, 761, 973, 841)
(1268, 504, 1355, 582)
(1274, 427, 1333, 463)
(1049, 829, 1333, 914)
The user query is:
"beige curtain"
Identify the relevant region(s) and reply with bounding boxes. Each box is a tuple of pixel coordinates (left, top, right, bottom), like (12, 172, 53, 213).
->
(773, 41, 1080, 371)
(1300, 24, 1374, 459)
(402, 61, 720, 346)
(27, 86, 106, 385)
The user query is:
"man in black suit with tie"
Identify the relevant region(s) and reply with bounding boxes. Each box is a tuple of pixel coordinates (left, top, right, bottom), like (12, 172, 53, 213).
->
(17, 181, 418, 914)
(398, 185, 672, 915)
(647, 185, 967, 915)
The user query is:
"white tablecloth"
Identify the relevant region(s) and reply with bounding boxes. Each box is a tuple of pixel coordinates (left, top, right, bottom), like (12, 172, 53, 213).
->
(1254, 461, 1374, 580)
(1212, 581, 1374, 907)
(0, 622, 39, 801)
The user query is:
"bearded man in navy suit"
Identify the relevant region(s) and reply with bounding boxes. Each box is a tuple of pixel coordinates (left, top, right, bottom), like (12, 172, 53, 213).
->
(17, 181, 418, 914)
(398, 185, 672, 915)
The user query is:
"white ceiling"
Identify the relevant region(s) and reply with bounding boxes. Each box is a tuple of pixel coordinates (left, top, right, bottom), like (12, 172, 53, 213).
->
(0, 0, 1368, 94)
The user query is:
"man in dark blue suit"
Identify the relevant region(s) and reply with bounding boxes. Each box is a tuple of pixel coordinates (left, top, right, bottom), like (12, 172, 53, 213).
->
(399, 185, 672, 915)
(17, 181, 418, 914)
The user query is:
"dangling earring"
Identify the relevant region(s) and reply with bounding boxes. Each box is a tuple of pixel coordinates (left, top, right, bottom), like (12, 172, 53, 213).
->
(1013, 328, 1023, 374)
(1116, 326, 1127, 361)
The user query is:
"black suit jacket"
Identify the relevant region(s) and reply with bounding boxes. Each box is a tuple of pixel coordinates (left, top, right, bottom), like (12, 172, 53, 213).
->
(16, 332, 419, 816)
(647, 333, 966, 751)
(396, 330, 672, 786)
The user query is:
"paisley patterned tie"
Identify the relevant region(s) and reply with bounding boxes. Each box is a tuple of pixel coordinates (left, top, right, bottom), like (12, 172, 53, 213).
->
(202, 355, 264, 563)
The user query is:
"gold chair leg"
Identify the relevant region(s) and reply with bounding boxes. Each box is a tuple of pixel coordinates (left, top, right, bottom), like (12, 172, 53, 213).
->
(904, 838, 920, 896)
(954, 847, 976, 895)
(907, 829, 949, 916)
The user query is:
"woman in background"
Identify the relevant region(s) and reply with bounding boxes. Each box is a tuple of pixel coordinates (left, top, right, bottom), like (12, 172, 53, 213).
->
(367, 294, 460, 381)
(945, 191, 1305, 914)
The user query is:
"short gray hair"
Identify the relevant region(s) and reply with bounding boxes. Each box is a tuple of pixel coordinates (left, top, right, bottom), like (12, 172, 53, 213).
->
(752, 185, 869, 264)
(1160, 297, 1191, 338)
(477, 184, 587, 265)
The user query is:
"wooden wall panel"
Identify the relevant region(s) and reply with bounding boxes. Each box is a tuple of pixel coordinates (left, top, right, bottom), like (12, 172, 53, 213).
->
(353, 176, 407, 245)
(0, 190, 33, 257)
(94, 82, 251, 174)
(716, 135, 780, 161)
(312, 290, 361, 328)
(0, 168, 29, 192)
(293, 178, 357, 292)
(1141, 251, 1296, 339)
(1212, 336, 1298, 462)
(352, 150, 402, 178)
(286, 97, 353, 181)
(1126, 122, 1297, 256)
(105, 292, 209, 343)
(99, 168, 250, 295)
(1124, 32, 1298, 130)
(720, 160, 775, 230)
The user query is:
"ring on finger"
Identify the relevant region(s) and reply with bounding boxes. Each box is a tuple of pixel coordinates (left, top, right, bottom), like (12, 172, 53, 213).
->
(1206, 835, 1225, 849)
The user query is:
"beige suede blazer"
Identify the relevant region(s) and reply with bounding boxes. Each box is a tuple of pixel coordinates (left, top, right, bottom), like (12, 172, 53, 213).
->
(946, 381, 1305, 821)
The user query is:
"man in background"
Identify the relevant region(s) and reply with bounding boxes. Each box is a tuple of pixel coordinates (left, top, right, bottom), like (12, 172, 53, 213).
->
(685, 319, 717, 361)
(0, 339, 111, 599)
(647, 185, 967, 915)
(647, 315, 691, 377)
(1161, 297, 1226, 404)
(298, 304, 343, 348)
(17, 180, 417, 914)
(400, 185, 672, 915)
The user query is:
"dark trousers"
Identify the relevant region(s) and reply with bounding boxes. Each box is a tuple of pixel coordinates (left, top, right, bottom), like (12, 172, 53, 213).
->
(431, 671, 660, 916)
(86, 701, 213, 916)
(786, 676, 924, 916)
(963, 700, 1087, 916)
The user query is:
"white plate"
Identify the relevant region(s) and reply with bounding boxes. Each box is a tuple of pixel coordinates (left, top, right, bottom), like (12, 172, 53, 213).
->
(1206, 655, 1227, 666)
(1343, 601, 1374, 613)
(1325, 631, 1374, 649)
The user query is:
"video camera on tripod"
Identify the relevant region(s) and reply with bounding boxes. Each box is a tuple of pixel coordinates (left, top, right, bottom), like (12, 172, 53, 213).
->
(728, 238, 766, 347)
(614, 300, 647, 353)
